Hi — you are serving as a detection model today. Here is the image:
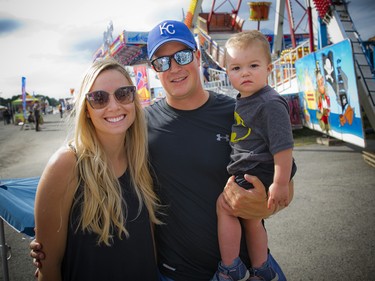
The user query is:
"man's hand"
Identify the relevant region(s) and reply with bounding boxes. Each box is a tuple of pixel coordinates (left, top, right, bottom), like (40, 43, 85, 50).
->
(29, 238, 44, 278)
(222, 175, 294, 220)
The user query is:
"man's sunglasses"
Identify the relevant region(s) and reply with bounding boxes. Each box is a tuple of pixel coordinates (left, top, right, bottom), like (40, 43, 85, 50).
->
(151, 49, 195, 72)
(86, 86, 136, 109)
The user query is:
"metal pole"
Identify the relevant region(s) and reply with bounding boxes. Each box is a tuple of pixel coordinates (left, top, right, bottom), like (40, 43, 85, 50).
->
(0, 219, 10, 281)
(285, 0, 296, 48)
(273, 0, 286, 57)
(306, 0, 315, 52)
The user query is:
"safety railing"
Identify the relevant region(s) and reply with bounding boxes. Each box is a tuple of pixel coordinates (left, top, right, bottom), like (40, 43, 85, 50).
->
(268, 41, 311, 92)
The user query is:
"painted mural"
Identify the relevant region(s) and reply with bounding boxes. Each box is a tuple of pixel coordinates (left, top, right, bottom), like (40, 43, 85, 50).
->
(295, 39, 365, 147)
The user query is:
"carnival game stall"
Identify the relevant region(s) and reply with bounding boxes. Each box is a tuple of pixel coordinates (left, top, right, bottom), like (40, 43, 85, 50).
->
(11, 95, 40, 124)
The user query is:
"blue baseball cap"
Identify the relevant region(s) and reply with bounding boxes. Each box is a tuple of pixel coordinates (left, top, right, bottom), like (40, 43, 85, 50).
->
(147, 20, 197, 59)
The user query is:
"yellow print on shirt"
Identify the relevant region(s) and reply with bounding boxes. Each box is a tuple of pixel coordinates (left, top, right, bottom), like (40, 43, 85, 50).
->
(230, 112, 251, 143)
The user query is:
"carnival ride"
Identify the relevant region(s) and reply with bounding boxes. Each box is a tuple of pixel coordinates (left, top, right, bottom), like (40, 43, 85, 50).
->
(187, 0, 374, 148)
(92, 1, 374, 147)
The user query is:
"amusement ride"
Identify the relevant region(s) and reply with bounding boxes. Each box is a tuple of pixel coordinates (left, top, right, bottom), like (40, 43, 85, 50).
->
(93, 0, 375, 150)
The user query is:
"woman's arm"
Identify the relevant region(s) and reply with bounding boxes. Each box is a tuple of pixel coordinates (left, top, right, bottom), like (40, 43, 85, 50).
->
(34, 147, 77, 281)
(221, 175, 294, 220)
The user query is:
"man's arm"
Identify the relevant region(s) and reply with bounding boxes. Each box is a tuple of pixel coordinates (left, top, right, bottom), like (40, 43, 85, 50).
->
(221, 175, 294, 220)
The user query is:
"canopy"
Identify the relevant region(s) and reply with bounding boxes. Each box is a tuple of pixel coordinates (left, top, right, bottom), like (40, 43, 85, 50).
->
(11, 95, 40, 105)
(0, 177, 39, 237)
(0, 177, 39, 281)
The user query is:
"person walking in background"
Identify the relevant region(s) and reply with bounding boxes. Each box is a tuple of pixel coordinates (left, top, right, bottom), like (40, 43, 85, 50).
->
(9, 107, 14, 124)
(33, 101, 41, 131)
(58, 103, 63, 118)
(27, 110, 35, 129)
(211, 30, 297, 281)
(33, 57, 161, 280)
(3, 108, 11, 125)
(203, 63, 210, 83)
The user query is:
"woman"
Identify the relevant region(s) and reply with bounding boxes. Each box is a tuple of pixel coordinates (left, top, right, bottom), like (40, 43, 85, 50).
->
(34, 58, 161, 281)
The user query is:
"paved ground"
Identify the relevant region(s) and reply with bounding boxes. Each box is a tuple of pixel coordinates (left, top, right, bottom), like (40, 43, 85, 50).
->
(0, 113, 374, 280)
(0, 113, 67, 281)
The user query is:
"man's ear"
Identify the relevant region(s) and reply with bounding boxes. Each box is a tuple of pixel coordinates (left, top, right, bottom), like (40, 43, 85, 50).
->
(195, 49, 201, 65)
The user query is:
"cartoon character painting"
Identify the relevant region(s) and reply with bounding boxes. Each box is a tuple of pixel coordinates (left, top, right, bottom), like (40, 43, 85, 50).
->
(322, 51, 354, 127)
(335, 59, 354, 126)
(315, 60, 331, 135)
(295, 39, 365, 147)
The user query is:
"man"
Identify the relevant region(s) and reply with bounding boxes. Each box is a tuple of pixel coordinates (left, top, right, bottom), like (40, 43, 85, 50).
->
(145, 20, 293, 281)
(30, 20, 293, 281)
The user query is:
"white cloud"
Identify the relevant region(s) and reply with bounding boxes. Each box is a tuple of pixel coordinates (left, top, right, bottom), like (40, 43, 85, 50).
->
(0, 0, 192, 99)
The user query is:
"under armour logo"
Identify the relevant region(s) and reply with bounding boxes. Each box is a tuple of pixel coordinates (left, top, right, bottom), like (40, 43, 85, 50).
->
(159, 22, 176, 35)
(216, 134, 229, 142)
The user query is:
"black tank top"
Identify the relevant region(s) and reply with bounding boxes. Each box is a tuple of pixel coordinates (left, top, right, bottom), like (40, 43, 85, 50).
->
(61, 170, 159, 281)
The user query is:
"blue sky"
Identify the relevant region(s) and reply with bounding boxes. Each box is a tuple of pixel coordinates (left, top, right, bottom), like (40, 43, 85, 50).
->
(0, 0, 373, 100)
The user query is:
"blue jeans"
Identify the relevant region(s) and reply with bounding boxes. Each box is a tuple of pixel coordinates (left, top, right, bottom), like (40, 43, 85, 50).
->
(158, 253, 287, 281)
(268, 253, 287, 281)
(158, 271, 174, 281)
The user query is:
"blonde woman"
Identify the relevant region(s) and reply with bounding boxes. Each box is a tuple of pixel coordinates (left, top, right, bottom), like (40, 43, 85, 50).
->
(34, 57, 161, 281)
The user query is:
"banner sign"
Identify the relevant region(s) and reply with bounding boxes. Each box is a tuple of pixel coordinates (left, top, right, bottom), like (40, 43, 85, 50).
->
(125, 31, 148, 44)
(21, 77, 26, 120)
(133, 65, 151, 106)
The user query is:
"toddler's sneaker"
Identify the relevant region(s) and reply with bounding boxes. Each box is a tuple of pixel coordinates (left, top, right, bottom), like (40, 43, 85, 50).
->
(211, 257, 250, 281)
(249, 257, 279, 281)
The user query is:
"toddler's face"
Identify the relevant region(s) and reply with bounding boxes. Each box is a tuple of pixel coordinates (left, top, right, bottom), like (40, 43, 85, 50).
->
(226, 43, 271, 97)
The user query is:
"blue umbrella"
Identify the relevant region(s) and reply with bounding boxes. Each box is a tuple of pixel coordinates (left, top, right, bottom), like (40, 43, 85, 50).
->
(0, 177, 39, 237)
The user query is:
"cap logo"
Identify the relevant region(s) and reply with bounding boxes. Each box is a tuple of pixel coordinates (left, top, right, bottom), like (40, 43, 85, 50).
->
(159, 22, 176, 35)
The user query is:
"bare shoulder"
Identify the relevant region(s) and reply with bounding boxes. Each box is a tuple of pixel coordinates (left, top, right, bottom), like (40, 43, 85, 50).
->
(45, 146, 77, 173)
(38, 145, 78, 194)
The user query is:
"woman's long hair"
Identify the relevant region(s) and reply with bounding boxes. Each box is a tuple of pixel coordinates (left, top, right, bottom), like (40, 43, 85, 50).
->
(69, 57, 160, 245)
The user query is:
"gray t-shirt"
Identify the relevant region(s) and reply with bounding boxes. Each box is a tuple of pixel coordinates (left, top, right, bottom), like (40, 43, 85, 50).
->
(146, 92, 252, 280)
(227, 85, 294, 175)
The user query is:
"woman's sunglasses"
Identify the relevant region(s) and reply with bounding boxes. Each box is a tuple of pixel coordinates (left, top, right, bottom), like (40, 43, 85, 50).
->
(151, 49, 195, 72)
(86, 86, 136, 109)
